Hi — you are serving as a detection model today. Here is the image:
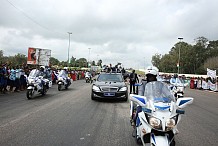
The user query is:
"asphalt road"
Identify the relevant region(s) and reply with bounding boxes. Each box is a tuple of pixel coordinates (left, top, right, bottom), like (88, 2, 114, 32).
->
(0, 80, 217, 146)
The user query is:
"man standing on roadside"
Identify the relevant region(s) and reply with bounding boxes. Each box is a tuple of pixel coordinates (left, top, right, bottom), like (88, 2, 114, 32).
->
(129, 70, 139, 94)
(14, 66, 21, 92)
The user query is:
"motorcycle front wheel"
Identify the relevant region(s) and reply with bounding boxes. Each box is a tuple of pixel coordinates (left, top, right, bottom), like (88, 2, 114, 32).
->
(41, 86, 47, 95)
(58, 84, 62, 91)
(26, 90, 33, 100)
(135, 128, 142, 145)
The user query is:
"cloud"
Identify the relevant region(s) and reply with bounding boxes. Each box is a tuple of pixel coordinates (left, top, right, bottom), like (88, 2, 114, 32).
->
(0, 0, 217, 69)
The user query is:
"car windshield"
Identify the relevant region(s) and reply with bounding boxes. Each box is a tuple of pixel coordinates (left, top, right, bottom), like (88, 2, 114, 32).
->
(144, 81, 175, 103)
(29, 69, 40, 77)
(97, 74, 123, 82)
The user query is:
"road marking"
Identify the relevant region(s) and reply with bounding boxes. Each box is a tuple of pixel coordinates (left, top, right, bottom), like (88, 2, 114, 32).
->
(80, 137, 85, 140)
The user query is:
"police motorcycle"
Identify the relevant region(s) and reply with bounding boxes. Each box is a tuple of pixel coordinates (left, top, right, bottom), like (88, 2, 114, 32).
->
(57, 70, 71, 91)
(26, 69, 50, 99)
(85, 72, 92, 83)
(130, 81, 193, 146)
(170, 77, 186, 100)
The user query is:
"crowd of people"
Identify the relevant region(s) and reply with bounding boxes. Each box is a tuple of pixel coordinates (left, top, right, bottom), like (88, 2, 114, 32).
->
(190, 77, 218, 91)
(0, 64, 90, 94)
(0, 64, 28, 93)
(159, 74, 218, 92)
(1, 63, 217, 94)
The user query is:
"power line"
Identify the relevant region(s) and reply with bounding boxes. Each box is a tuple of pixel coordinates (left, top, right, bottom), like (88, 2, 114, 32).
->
(5, 0, 65, 36)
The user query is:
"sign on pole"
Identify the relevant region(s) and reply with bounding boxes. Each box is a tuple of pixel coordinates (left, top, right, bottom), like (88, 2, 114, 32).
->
(27, 47, 51, 66)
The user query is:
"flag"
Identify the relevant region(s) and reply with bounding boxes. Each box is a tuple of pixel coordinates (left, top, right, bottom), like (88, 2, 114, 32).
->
(207, 68, 216, 79)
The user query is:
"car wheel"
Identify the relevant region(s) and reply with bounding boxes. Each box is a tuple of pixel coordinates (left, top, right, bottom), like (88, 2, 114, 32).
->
(91, 92, 96, 100)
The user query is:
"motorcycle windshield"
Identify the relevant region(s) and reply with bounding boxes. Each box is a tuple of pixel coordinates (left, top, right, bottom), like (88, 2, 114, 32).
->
(58, 70, 66, 77)
(144, 81, 175, 103)
(29, 69, 40, 78)
(172, 78, 184, 86)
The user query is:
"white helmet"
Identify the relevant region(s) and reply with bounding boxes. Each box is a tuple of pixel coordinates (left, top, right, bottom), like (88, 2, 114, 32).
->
(40, 66, 45, 71)
(145, 66, 159, 76)
(40, 66, 45, 69)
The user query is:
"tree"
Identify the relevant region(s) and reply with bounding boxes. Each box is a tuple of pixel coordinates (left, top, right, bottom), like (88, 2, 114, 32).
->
(204, 56, 218, 70)
(97, 59, 102, 67)
(151, 54, 161, 69)
(11, 53, 27, 66)
(206, 40, 218, 58)
(91, 61, 96, 66)
(76, 58, 87, 67)
(50, 57, 59, 66)
(159, 54, 176, 73)
(192, 37, 208, 74)
(0, 50, 3, 57)
(151, 36, 218, 74)
(70, 56, 76, 67)
(0, 50, 4, 63)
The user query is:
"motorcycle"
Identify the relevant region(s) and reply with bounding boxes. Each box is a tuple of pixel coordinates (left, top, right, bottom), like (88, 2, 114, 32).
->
(85, 75, 92, 83)
(26, 69, 51, 99)
(170, 78, 186, 100)
(130, 81, 193, 146)
(57, 70, 71, 91)
(171, 85, 185, 100)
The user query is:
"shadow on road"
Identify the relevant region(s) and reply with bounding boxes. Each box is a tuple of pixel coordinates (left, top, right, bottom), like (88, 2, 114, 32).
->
(93, 98, 128, 103)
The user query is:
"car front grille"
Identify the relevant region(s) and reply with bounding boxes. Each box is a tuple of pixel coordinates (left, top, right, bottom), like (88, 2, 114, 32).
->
(100, 86, 119, 92)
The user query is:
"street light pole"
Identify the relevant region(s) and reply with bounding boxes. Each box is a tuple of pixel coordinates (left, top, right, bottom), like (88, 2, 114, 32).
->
(88, 48, 91, 67)
(178, 37, 183, 74)
(144, 57, 146, 70)
(97, 54, 99, 63)
(68, 32, 72, 67)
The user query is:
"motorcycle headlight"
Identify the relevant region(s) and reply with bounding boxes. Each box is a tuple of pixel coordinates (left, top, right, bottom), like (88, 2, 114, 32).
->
(166, 116, 177, 131)
(149, 116, 161, 129)
(58, 77, 63, 80)
(92, 85, 100, 92)
(119, 87, 127, 91)
(28, 79, 34, 84)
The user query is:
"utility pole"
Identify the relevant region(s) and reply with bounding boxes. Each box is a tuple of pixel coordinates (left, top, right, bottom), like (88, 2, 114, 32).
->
(67, 32, 72, 67)
(88, 48, 91, 67)
(178, 37, 183, 74)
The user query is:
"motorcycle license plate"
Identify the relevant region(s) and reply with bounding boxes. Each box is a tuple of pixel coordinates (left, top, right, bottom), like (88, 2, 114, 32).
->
(104, 92, 115, 96)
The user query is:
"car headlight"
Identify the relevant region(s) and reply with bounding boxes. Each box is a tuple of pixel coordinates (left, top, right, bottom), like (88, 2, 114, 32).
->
(92, 85, 100, 92)
(149, 116, 161, 129)
(166, 116, 177, 131)
(119, 86, 127, 91)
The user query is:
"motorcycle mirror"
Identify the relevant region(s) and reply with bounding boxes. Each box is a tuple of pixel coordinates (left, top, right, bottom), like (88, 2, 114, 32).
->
(142, 107, 152, 113)
(176, 97, 194, 108)
(130, 94, 147, 107)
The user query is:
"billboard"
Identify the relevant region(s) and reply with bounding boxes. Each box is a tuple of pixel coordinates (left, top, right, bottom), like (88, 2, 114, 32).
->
(27, 47, 51, 66)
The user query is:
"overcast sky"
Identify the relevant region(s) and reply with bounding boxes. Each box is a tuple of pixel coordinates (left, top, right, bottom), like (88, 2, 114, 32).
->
(0, 0, 217, 69)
